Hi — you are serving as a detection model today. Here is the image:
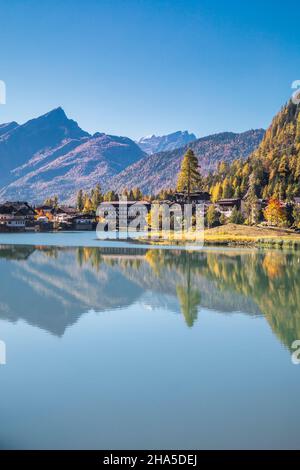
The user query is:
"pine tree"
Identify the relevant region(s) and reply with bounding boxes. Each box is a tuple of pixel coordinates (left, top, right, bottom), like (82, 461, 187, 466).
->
(219, 214, 227, 225)
(244, 174, 260, 225)
(206, 205, 219, 228)
(83, 196, 92, 213)
(43, 196, 58, 207)
(203, 101, 300, 203)
(222, 178, 232, 198)
(132, 187, 143, 201)
(278, 155, 288, 177)
(91, 184, 102, 211)
(128, 189, 134, 200)
(211, 182, 222, 202)
(77, 190, 84, 211)
(229, 207, 244, 224)
(293, 205, 300, 228)
(218, 161, 229, 177)
(296, 112, 300, 143)
(104, 190, 118, 202)
(177, 149, 202, 199)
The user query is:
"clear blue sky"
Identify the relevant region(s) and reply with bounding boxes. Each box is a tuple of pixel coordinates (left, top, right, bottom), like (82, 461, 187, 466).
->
(0, 0, 299, 139)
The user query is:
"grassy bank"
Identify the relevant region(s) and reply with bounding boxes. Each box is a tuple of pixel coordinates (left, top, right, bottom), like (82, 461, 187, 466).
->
(204, 224, 300, 247)
(139, 224, 300, 248)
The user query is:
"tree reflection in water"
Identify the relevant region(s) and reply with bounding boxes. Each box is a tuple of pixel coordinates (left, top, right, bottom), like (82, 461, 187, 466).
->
(0, 244, 298, 349)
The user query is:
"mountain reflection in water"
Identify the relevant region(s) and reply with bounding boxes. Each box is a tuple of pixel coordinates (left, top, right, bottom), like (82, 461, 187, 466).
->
(0, 244, 298, 350)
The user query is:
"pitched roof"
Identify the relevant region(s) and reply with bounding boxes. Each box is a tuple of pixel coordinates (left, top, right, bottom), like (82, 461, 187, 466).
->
(217, 198, 241, 203)
(1, 201, 35, 214)
(55, 206, 78, 215)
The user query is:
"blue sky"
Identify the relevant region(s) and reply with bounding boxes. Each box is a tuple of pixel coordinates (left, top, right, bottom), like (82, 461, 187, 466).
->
(0, 0, 299, 139)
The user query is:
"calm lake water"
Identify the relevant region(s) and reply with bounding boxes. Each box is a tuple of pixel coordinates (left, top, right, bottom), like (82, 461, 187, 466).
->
(0, 233, 299, 449)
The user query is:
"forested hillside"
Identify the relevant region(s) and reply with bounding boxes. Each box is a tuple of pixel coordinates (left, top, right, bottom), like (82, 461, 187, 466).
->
(207, 101, 300, 201)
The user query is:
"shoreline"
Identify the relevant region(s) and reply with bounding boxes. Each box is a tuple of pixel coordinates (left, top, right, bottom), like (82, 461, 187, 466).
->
(136, 223, 300, 248)
(1, 225, 300, 249)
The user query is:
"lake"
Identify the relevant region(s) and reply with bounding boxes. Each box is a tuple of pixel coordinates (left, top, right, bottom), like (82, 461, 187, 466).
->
(0, 234, 299, 449)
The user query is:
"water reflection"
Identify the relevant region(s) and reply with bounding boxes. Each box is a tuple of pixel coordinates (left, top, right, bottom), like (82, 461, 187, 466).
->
(0, 244, 298, 349)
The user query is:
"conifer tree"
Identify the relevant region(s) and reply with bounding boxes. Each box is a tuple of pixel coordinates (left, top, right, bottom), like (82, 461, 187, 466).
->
(132, 187, 143, 201)
(229, 207, 244, 224)
(222, 178, 232, 198)
(91, 184, 102, 211)
(104, 190, 118, 202)
(83, 196, 92, 213)
(206, 205, 219, 228)
(243, 174, 260, 225)
(76, 189, 84, 211)
(176, 149, 202, 199)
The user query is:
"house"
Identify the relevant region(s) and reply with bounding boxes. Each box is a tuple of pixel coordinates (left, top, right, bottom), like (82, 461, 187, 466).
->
(0, 201, 35, 223)
(216, 198, 241, 217)
(53, 206, 78, 223)
(69, 213, 96, 230)
(170, 192, 211, 205)
(99, 200, 151, 229)
(0, 202, 34, 231)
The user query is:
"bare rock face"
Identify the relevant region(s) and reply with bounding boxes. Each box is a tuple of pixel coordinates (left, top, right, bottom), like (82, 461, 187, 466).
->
(137, 130, 197, 154)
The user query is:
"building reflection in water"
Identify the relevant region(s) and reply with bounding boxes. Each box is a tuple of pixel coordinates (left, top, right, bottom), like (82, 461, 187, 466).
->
(0, 244, 298, 350)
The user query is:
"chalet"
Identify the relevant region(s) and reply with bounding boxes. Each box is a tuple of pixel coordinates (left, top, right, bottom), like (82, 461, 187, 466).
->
(0, 201, 35, 231)
(216, 198, 241, 217)
(2, 201, 35, 221)
(99, 201, 151, 228)
(53, 206, 78, 223)
(170, 192, 211, 205)
(69, 213, 95, 230)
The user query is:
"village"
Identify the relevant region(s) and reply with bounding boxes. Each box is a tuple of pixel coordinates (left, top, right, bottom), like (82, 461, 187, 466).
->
(0, 192, 300, 233)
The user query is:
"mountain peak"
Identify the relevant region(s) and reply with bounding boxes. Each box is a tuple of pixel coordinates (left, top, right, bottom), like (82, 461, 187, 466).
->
(37, 106, 69, 122)
(0, 108, 90, 179)
(112, 129, 265, 195)
(21, 107, 90, 140)
(0, 121, 19, 138)
(137, 130, 197, 154)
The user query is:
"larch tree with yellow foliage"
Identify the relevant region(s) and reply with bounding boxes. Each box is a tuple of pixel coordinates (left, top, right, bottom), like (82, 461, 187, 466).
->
(264, 198, 288, 227)
(176, 149, 202, 200)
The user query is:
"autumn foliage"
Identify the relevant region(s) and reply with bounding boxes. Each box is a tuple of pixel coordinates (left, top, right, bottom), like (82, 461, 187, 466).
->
(263, 198, 288, 227)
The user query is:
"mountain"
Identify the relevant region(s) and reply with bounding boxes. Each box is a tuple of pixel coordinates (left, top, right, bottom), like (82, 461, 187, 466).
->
(249, 100, 300, 200)
(208, 100, 300, 201)
(0, 245, 263, 335)
(0, 108, 146, 203)
(137, 130, 197, 154)
(0, 108, 90, 181)
(111, 129, 265, 195)
(0, 107, 265, 202)
(2, 245, 298, 347)
(0, 121, 19, 137)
